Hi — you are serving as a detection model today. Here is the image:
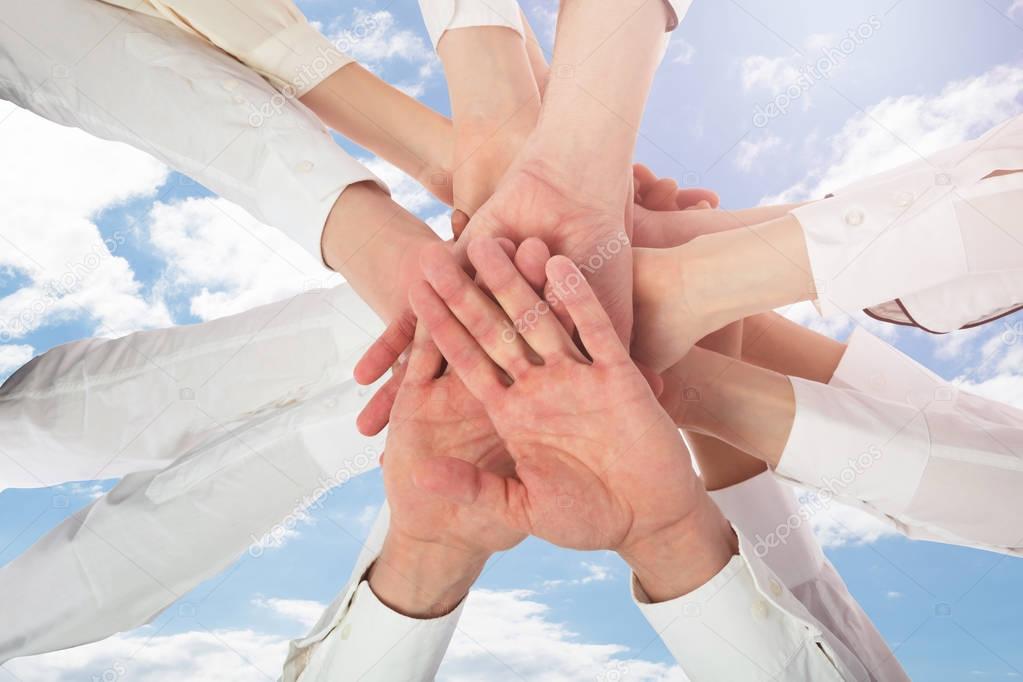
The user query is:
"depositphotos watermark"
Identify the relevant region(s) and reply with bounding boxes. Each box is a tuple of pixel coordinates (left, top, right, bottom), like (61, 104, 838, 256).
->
(753, 16, 882, 128)
(501, 231, 631, 343)
(751, 444, 883, 558)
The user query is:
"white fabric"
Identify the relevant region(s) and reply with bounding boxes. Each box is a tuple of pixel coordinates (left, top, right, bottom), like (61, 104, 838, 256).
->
(792, 114, 1023, 332)
(777, 326, 1023, 555)
(417, 0, 525, 48)
(283, 504, 463, 682)
(0, 0, 385, 264)
(99, 0, 351, 95)
(0, 284, 389, 661)
(711, 472, 909, 682)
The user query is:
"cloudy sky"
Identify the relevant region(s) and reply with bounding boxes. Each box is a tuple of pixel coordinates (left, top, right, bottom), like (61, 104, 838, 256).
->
(2, 0, 1023, 680)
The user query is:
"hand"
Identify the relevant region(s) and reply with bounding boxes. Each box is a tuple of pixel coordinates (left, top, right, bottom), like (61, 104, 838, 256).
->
(408, 238, 734, 598)
(632, 163, 719, 213)
(367, 324, 525, 618)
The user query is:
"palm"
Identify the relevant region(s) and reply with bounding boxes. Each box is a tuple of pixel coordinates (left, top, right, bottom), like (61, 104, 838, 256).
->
(459, 163, 634, 342)
(385, 370, 524, 554)
(486, 357, 697, 552)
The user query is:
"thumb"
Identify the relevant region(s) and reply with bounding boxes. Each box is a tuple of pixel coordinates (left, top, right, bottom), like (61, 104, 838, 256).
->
(413, 456, 530, 533)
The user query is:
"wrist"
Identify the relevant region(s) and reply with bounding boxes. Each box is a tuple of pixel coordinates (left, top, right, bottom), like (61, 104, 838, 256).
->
(322, 182, 438, 320)
(367, 529, 488, 619)
(619, 493, 737, 603)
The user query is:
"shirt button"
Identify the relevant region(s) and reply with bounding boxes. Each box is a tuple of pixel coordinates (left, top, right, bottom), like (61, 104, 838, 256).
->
(751, 599, 770, 620)
(296, 160, 315, 173)
(222, 79, 239, 92)
(768, 578, 783, 597)
(339, 623, 352, 640)
(232, 94, 246, 105)
(895, 191, 914, 207)
(844, 209, 865, 226)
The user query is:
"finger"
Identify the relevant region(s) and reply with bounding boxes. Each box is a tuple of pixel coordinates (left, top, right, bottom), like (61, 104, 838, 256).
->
(546, 256, 628, 364)
(413, 456, 531, 535)
(356, 371, 402, 436)
(405, 322, 443, 384)
(354, 311, 416, 385)
(635, 362, 664, 398)
(451, 209, 470, 240)
(468, 238, 580, 361)
(514, 237, 550, 292)
(475, 237, 517, 295)
(542, 279, 576, 336)
(644, 178, 680, 211)
(419, 242, 535, 379)
(632, 163, 658, 197)
(409, 280, 506, 404)
(675, 188, 720, 210)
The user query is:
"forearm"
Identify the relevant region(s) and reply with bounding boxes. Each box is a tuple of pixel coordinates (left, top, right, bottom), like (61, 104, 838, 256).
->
(680, 213, 817, 334)
(520, 9, 550, 96)
(530, 0, 669, 196)
(367, 530, 486, 618)
(634, 202, 807, 248)
(301, 64, 453, 201)
(664, 348, 796, 468)
(321, 182, 440, 322)
(741, 312, 847, 384)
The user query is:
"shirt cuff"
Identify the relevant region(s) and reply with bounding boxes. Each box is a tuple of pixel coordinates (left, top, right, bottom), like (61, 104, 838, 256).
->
(418, 0, 525, 49)
(790, 174, 967, 318)
(245, 20, 353, 96)
(292, 579, 464, 682)
(776, 376, 931, 514)
(632, 534, 852, 681)
(662, 0, 693, 30)
(709, 471, 825, 589)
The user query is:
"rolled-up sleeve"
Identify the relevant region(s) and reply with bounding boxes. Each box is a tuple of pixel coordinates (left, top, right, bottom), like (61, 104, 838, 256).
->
(101, 0, 351, 95)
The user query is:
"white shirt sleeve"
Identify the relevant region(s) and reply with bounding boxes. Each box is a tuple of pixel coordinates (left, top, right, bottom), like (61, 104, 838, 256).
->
(284, 504, 464, 682)
(791, 114, 1023, 331)
(710, 472, 910, 682)
(776, 327, 1023, 556)
(631, 531, 867, 681)
(417, 0, 526, 48)
(99, 0, 350, 95)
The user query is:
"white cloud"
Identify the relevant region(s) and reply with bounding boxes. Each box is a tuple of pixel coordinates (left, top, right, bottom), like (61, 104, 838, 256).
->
(0, 343, 33, 378)
(741, 54, 801, 92)
(252, 597, 324, 629)
(325, 10, 438, 94)
(764, 63, 1023, 203)
(524, 1, 558, 47)
(0, 102, 173, 340)
(735, 134, 782, 172)
(8, 590, 688, 682)
(3, 629, 290, 682)
(886, 591, 903, 599)
(146, 197, 340, 322)
(542, 560, 615, 589)
(777, 300, 899, 343)
(440, 589, 688, 681)
(810, 500, 898, 548)
(668, 39, 697, 65)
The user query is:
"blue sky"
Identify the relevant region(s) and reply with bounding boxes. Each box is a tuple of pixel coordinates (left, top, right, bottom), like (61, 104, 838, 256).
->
(2, 0, 1023, 680)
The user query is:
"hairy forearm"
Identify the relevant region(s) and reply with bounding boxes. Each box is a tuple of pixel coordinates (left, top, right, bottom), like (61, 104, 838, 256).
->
(321, 182, 440, 322)
(301, 63, 453, 202)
